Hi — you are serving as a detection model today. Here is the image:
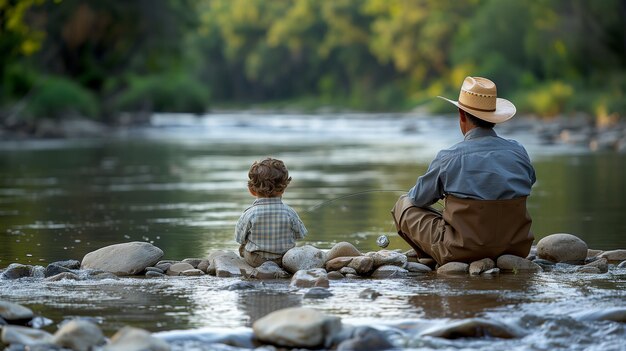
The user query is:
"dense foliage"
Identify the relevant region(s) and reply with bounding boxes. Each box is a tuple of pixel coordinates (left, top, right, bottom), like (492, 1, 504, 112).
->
(1, 0, 624, 121)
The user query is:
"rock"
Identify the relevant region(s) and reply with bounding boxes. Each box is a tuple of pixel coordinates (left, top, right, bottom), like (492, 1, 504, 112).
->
(483, 268, 500, 275)
(370, 250, 407, 268)
(469, 258, 495, 275)
(327, 271, 344, 280)
(52, 320, 104, 351)
(339, 267, 357, 275)
(196, 260, 210, 273)
(1, 325, 53, 346)
(154, 262, 172, 272)
(325, 257, 353, 272)
(31, 265, 46, 278)
(358, 288, 381, 300)
(303, 287, 333, 299)
(370, 265, 408, 278)
(45, 272, 80, 281)
(420, 318, 521, 339)
(583, 257, 608, 273)
(213, 251, 254, 277)
(253, 307, 341, 349)
(326, 242, 362, 261)
(405, 262, 432, 273)
(1, 264, 32, 279)
(45, 264, 72, 278)
(81, 242, 164, 276)
(146, 267, 164, 274)
(102, 326, 170, 351)
(497, 255, 543, 272)
(0, 301, 34, 322)
(586, 249, 604, 259)
(437, 262, 469, 275)
(536, 233, 588, 263)
(573, 307, 626, 323)
(577, 266, 601, 274)
(282, 245, 326, 274)
(618, 261, 626, 269)
(290, 268, 329, 288)
(180, 269, 204, 276)
(146, 271, 166, 278)
(166, 263, 195, 276)
(598, 249, 626, 262)
(336, 326, 394, 351)
(347, 256, 374, 275)
(418, 258, 437, 269)
(404, 249, 418, 261)
(50, 260, 81, 270)
(250, 261, 289, 279)
(226, 282, 256, 291)
(182, 258, 204, 268)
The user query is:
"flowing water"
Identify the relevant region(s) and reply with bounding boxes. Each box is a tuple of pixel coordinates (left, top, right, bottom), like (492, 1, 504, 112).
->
(1, 113, 625, 350)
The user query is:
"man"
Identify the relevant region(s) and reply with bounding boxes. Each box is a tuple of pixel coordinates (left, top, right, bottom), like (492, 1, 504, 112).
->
(392, 76, 536, 265)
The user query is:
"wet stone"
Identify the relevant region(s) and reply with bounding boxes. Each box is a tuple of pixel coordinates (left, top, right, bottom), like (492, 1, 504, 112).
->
(339, 267, 357, 275)
(370, 265, 408, 279)
(370, 250, 407, 268)
(52, 319, 104, 351)
(586, 249, 604, 259)
(45, 264, 72, 278)
(618, 261, 626, 268)
(154, 262, 172, 272)
(181, 269, 204, 276)
(250, 261, 289, 279)
(212, 251, 253, 277)
(1, 264, 32, 280)
(145, 267, 164, 274)
(146, 271, 166, 278)
(598, 249, 626, 262)
(81, 241, 164, 276)
(1, 325, 53, 346)
(45, 272, 80, 282)
(536, 233, 588, 264)
(167, 262, 195, 276)
(196, 260, 210, 273)
(583, 257, 608, 273)
(577, 266, 601, 274)
(335, 326, 394, 351)
(347, 256, 374, 275)
(327, 271, 344, 280)
(497, 255, 542, 272)
(483, 268, 500, 275)
(326, 242, 362, 261)
(405, 262, 432, 273)
(437, 262, 469, 275)
(182, 258, 204, 268)
(573, 307, 626, 323)
(469, 258, 495, 275)
(290, 268, 329, 288)
(102, 326, 170, 351)
(282, 245, 326, 274)
(325, 257, 353, 272)
(0, 301, 34, 321)
(50, 260, 81, 270)
(31, 265, 46, 279)
(303, 287, 333, 299)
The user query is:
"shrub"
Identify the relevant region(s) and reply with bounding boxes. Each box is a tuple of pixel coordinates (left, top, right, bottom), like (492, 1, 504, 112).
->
(518, 81, 574, 117)
(115, 74, 210, 114)
(27, 76, 99, 119)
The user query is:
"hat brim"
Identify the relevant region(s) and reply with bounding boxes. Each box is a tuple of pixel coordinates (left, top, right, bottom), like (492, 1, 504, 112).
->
(437, 96, 516, 124)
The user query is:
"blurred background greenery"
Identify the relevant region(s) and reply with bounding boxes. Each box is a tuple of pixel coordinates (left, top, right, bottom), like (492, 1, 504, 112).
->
(1, 0, 625, 123)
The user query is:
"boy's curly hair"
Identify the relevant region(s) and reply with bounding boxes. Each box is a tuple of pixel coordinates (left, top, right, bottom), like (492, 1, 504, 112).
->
(248, 158, 292, 197)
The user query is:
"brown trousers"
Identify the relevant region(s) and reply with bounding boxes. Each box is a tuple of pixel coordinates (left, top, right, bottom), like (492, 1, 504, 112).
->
(391, 194, 534, 265)
(239, 245, 283, 268)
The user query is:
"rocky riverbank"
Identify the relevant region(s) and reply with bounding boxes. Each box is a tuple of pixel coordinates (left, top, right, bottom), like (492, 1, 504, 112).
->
(1, 233, 626, 350)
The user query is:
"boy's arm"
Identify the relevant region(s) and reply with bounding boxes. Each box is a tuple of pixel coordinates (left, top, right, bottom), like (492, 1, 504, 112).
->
(291, 212, 308, 239)
(234, 213, 249, 244)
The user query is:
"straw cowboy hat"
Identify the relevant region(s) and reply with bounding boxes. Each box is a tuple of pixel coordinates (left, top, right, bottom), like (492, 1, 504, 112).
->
(438, 76, 516, 124)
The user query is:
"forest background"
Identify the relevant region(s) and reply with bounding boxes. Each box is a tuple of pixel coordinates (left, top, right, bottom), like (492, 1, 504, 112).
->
(1, 0, 625, 126)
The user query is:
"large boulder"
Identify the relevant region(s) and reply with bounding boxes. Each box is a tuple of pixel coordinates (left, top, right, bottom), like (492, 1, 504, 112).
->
(253, 307, 342, 349)
(81, 242, 164, 276)
(536, 233, 588, 263)
(282, 245, 326, 274)
(326, 242, 362, 261)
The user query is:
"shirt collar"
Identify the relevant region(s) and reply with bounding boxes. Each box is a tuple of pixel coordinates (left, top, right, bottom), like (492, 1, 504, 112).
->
(464, 127, 497, 141)
(253, 197, 283, 205)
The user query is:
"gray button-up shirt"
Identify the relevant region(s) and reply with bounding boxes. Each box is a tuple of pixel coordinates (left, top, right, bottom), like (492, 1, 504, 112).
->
(408, 127, 536, 207)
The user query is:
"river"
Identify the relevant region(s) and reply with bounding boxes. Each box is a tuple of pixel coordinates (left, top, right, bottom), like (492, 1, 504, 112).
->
(1, 112, 625, 350)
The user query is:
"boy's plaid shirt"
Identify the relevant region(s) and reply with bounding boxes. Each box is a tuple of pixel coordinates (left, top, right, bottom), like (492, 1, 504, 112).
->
(235, 197, 307, 258)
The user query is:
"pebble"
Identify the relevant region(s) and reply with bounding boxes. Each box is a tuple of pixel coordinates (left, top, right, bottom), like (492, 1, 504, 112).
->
(50, 260, 81, 269)
(212, 251, 254, 277)
(536, 233, 588, 264)
(339, 267, 357, 275)
(145, 267, 164, 274)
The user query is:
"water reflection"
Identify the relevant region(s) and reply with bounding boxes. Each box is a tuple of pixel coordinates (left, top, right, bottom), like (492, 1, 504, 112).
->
(237, 290, 302, 326)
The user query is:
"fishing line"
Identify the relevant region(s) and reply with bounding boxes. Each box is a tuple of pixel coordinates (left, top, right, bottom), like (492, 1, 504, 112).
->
(304, 189, 406, 213)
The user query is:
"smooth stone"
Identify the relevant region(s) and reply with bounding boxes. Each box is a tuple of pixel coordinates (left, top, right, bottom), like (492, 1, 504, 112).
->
(577, 266, 601, 274)
(253, 307, 341, 349)
(303, 287, 333, 299)
(536, 233, 588, 263)
(0, 301, 34, 321)
(196, 260, 210, 273)
(371, 250, 407, 268)
(345, 273, 360, 279)
(290, 268, 329, 288)
(420, 318, 520, 339)
(618, 261, 626, 268)
(180, 269, 204, 276)
(573, 307, 626, 323)
(587, 249, 604, 259)
(483, 268, 500, 275)
(497, 255, 543, 272)
(102, 326, 170, 351)
(154, 262, 172, 272)
(282, 245, 326, 274)
(339, 267, 358, 275)
(45, 272, 80, 281)
(211, 251, 253, 277)
(226, 282, 256, 291)
(146, 271, 166, 278)
(52, 320, 104, 351)
(327, 271, 344, 280)
(182, 258, 204, 268)
(155, 260, 179, 266)
(250, 261, 289, 279)
(1, 264, 32, 279)
(50, 260, 81, 270)
(325, 242, 362, 261)
(347, 256, 374, 275)
(166, 262, 194, 276)
(469, 258, 495, 275)
(45, 264, 72, 278)
(1, 325, 53, 346)
(81, 241, 164, 276)
(405, 262, 432, 273)
(325, 257, 353, 272)
(418, 258, 437, 269)
(370, 265, 408, 278)
(336, 326, 394, 351)
(583, 257, 608, 273)
(145, 267, 164, 274)
(358, 288, 381, 300)
(598, 249, 626, 262)
(437, 262, 469, 275)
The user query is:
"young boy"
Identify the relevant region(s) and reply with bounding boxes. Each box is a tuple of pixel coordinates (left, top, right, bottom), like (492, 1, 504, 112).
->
(235, 158, 307, 267)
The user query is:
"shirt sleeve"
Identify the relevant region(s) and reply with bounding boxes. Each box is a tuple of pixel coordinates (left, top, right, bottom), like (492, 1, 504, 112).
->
(291, 211, 308, 239)
(234, 212, 250, 244)
(408, 152, 446, 207)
